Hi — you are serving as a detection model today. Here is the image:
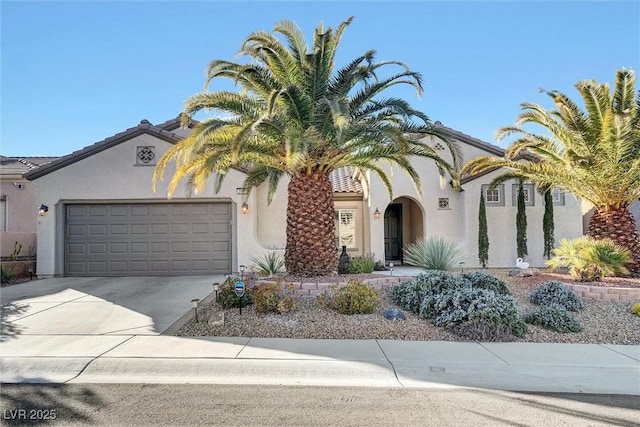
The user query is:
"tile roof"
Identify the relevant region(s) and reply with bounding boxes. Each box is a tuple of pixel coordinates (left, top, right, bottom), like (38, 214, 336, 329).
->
(329, 166, 363, 193)
(1, 156, 60, 176)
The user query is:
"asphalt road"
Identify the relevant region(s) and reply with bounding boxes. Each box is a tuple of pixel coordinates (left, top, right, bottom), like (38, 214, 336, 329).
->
(1, 384, 639, 426)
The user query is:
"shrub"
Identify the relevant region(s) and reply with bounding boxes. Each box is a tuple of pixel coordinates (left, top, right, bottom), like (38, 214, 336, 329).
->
(373, 260, 388, 271)
(392, 271, 469, 314)
(461, 271, 509, 295)
(403, 236, 464, 271)
(1, 268, 13, 284)
(430, 287, 527, 339)
(217, 276, 254, 309)
(525, 304, 582, 333)
(530, 281, 583, 311)
(546, 236, 632, 281)
(251, 251, 285, 277)
(253, 282, 297, 314)
(317, 280, 381, 315)
(347, 254, 375, 274)
(631, 303, 640, 317)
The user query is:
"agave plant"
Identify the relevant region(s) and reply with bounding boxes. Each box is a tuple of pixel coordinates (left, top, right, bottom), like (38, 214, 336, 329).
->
(546, 236, 631, 281)
(403, 236, 464, 271)
(250, 250, 286, 277)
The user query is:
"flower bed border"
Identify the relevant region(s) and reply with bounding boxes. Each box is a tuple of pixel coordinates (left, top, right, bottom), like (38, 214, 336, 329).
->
(256, 276, 412, 298)
(563, 283, 640, 303)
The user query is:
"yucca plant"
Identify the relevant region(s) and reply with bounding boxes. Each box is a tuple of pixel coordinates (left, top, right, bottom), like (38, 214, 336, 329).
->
(403, 236, 464, 271)
(251, 251, 285, 277)
(546, 236, 632, 281)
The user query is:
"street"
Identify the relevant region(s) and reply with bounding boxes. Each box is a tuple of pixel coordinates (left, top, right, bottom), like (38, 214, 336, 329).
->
(1, 384, 638, 426)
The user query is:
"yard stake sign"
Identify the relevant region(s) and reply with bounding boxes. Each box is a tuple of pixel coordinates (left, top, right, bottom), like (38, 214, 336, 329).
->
(235, 280, 245, 315)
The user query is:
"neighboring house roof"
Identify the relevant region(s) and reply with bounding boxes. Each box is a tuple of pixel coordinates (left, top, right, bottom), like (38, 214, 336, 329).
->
(330, 166, 363, 193)
(23, 120, 184, 180)
(1, 156, 60, 177)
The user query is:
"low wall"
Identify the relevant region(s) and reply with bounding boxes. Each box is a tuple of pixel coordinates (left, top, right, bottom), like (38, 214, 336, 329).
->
(1, 232, 36, 258)
(256, 276, 412, 298)
(564, 283, 640, 303)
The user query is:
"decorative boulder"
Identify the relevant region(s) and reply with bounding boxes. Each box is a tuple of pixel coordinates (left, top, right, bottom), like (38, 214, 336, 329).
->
(208, 312, 225, 327)
(384, 307, 406, 321)
(509, 268, 540, 277)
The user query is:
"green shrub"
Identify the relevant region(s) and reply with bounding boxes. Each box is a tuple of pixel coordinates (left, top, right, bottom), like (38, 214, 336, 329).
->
(347, 254, 375, 274)
(631, 303, 640, 316)
(217, 276, 254, 309)
(373, 260, 388, 271)
(403, 236, 464, 271)
(530, 281, 583, 311)
(253, 282, 297, 314)
(430, 287, 527, 339)
(546, 236, 631, 281)
(461, 271, 509, 295)
(525, 304, 582, 333)
(317, 280, 381, 315)
(392, 271, 469, 314)
(251, 251, 285, 277)
(1, 268, 13, 284)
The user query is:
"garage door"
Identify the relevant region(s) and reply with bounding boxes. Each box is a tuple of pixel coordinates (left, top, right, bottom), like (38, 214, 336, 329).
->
(65, 203, 232, 276)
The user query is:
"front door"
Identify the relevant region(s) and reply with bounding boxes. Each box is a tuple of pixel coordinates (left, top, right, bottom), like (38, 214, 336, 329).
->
(384, 204, 402, 263)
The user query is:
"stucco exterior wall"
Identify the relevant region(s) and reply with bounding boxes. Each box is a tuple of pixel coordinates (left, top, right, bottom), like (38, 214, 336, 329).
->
(0, 178, 38, 258)
(31, 133, 263, 277)
(462, 170, 584, 268)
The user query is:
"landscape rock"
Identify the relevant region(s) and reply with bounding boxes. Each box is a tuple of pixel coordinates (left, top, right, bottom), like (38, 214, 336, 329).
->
(509, 268, 540, 277)
(384, 307, 406, 321)
(208, 312, 225, 327)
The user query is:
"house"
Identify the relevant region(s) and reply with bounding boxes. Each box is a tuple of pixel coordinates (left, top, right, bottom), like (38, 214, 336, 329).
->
(1, 156, 59, 259)
(24, 118, 584, 278)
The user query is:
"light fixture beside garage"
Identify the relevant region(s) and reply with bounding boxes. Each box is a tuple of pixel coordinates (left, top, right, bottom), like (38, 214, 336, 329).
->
(241, 202, 249, 214)
(38, 204, 49, 216)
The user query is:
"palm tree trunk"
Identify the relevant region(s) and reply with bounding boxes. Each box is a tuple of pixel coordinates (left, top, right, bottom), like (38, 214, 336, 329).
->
(285, 172, 338, 275)
(588, 208, 640, 276)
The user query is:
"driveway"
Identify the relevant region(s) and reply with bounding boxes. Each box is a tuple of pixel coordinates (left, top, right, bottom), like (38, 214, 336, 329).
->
(1, 276, 224, 336)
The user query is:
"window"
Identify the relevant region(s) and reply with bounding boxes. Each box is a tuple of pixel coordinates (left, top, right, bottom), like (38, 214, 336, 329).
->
(512, 183, 535, 206)
(136, 146, 156, 165)
(551, 188, 565, 206)
(335, 209, 356, 248)
(481, 184, 505, 206)
(438, 198, 450, 209)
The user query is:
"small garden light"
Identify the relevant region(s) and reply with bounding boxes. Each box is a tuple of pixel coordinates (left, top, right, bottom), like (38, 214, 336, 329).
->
(27, 266, 34, 280)
(191, 298, 200, 322)
(389, 262, 394, 276)
(239, 264, 246, 280)
(213, 282, 220, 301)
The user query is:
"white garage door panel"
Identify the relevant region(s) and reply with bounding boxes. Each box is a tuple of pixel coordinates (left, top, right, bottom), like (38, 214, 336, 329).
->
(65, 203, 232, 276)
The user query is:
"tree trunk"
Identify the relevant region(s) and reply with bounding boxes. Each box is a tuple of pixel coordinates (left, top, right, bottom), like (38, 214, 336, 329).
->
(588, 208, 640, 276)
(285, 172, 338, 275)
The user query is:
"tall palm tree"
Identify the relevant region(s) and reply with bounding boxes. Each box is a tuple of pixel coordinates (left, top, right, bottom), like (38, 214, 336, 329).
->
(154, 17, 461, 276)
(462, 69, 640, 276)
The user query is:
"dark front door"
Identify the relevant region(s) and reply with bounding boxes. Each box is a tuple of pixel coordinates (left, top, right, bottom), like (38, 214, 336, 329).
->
(384, 204, 402, 263)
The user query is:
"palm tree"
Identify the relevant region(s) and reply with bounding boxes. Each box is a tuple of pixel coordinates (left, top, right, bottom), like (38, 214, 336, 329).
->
(154, 17, 461, 276)
(462, 69, 640, 276)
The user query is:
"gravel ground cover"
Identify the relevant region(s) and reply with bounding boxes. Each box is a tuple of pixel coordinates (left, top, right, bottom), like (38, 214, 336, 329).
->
(176, 269, 640, 344)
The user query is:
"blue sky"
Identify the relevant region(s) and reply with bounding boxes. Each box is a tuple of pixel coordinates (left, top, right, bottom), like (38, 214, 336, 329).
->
(2, 1, 638, 157)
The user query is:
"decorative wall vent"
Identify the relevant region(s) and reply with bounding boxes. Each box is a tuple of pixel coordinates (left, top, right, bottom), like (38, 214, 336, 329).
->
(137, 146, 156, 165)
(438, 198, 450, 209)
(434, 142, 445, 150)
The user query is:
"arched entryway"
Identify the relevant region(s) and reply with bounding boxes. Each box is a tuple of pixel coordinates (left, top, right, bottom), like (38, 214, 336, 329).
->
(384, 197, 424, 264)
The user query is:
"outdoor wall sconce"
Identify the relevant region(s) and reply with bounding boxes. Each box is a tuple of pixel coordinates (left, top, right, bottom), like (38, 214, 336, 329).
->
(212, 282, 220, 301)
(191, 298, 200, 322)
(38, 204, 49, 216)
(373, 207, 381, 219)
(241, 202, 249, 214)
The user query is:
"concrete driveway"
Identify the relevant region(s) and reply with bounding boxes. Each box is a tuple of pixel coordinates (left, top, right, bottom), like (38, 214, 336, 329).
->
(1, 276, 223, 336)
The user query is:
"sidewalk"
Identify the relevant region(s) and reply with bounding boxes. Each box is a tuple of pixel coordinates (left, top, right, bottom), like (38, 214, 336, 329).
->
(2, 336, 639, 395)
